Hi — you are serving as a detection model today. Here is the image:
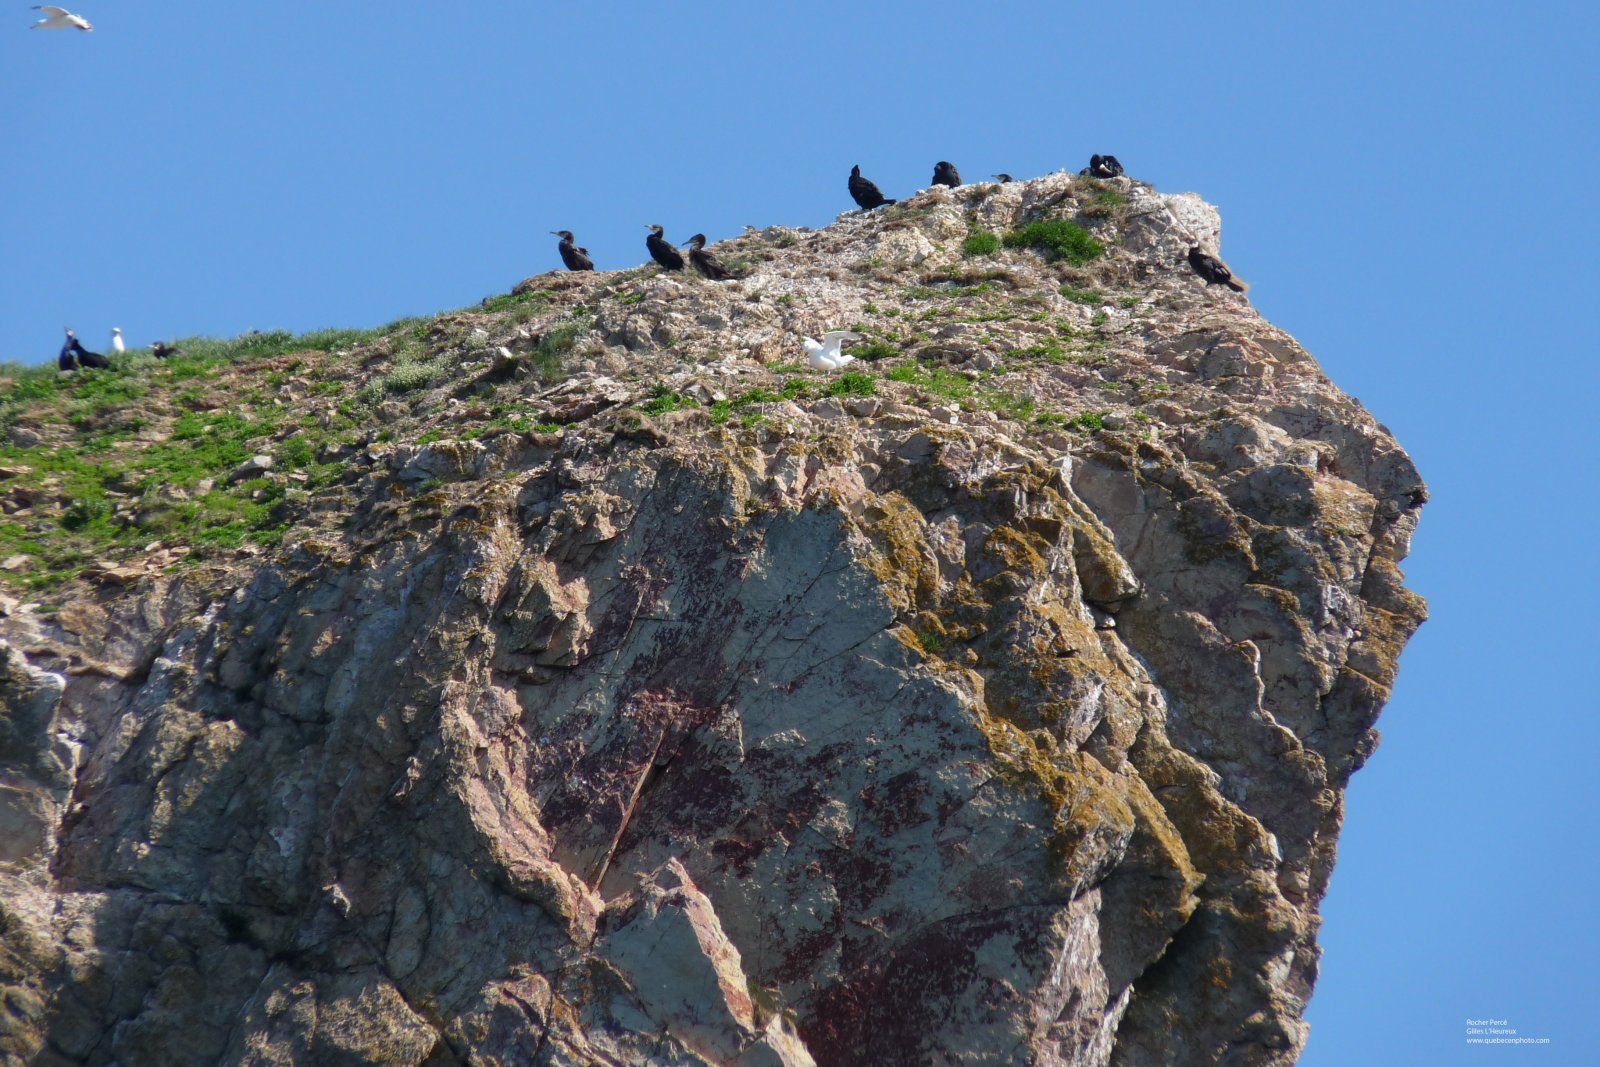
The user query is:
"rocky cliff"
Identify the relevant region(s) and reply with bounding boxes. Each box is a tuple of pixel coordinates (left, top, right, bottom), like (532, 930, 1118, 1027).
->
(0, 172, 1426, 1066)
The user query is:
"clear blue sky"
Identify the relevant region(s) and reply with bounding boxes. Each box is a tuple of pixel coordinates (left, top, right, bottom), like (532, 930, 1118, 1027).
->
(4, 2, 1597, 1062)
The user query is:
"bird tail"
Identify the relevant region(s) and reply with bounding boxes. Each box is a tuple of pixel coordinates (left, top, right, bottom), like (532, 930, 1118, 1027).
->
(1227, 278, 1249, 293)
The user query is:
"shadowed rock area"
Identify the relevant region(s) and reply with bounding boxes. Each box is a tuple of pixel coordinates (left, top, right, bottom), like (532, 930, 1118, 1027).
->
(0, 172, 1425, 1066)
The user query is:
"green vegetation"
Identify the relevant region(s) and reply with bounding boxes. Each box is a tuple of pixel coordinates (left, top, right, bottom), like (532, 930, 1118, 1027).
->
(846, 340, 899, 362)
(707, 381, 809, 426)
(532, 318, 586, 380)
(825, 372, 876, 398)
(1003, 220, 1105, 266)
(885, 362, 973, 401)
(1008, 343, 1070, 365)
(984, 391, 1037, 422)
(962, 230, 1002, 257)
(638, 388, 698, 416)
(480, 289, 551, 314)
(0, 403, 311, 587)
(383, 358, 450, 394)
(0, 317, 459, 590)
(1058, 286, 1104, 306)
(904, 281, 996, 301)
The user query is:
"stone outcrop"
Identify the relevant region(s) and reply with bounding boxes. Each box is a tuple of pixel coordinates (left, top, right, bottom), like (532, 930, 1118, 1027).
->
(0, 171, 1425, 1065)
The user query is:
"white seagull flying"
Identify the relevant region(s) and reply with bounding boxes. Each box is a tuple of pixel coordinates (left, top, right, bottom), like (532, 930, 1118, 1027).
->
(109, 328, 125, 355)
(803, 331, 863, 372)
(31, 6, 93, 31)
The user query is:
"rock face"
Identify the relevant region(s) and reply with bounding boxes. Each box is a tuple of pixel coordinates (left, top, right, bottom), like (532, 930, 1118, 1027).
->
(0, 172, 1425, 1066)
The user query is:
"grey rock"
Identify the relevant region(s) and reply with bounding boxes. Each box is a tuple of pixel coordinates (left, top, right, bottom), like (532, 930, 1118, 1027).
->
(228, 454, 274, 482)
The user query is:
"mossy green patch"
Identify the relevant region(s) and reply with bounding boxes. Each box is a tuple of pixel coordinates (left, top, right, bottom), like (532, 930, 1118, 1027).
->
(1004, 221, 1104, 266)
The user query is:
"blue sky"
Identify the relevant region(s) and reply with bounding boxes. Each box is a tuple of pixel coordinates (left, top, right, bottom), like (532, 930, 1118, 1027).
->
(4, 2, 1598, 1062)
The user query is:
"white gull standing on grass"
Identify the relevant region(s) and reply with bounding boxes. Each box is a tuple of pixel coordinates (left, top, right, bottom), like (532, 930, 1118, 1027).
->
(30, 6, 93, 31)
(109, 328, 125, 355)
(803, 331, 863, 372)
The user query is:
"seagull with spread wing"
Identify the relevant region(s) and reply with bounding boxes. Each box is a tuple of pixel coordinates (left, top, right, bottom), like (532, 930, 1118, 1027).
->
(31, 6, 93, 31)
(803, 331, 863, 372)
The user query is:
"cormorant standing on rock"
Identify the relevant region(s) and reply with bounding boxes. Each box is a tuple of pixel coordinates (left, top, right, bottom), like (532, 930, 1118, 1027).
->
(646, 225, 684, 271)
(848, 165, 895, 210)
(73, 338, 110, 368)
(932, 161, 961, 187)
(1084, 154, 1124, 179)
(1187, 246, 1248, 292)
(685, 234, 731, 280)
(992, 173, 1012, 183)
(551, 231, 594, 272)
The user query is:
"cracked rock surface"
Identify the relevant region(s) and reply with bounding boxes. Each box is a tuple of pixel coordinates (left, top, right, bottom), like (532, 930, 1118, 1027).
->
(0, 172, 1425, 1066)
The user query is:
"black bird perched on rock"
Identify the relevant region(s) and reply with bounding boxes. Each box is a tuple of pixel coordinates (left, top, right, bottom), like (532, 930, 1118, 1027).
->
(1187, 246, 1249, 292)
(1084, 154, 1124, 179)
(61, 328, 110, 369)
(646, 225, 685, 271)
(685, 234, 731, 280)
(992, 173, 1013, 183)
(150, 341, 185, 359)
(74, 340, 111, 368)
(551, 231, 594, 272)
(848, 165, 895, 210)
(931, 161, 961, 188)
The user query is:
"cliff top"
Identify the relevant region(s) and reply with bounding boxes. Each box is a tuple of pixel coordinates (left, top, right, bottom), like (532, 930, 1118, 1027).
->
(0, 170, 1408, 610)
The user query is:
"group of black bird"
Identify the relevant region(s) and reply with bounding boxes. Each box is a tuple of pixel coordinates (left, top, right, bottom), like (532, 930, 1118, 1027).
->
(846, 155, 1120, 211)
(51, 154, 1237, 375)
(551, 157, 1131, 275)
(57, 329, 181, 372)
(549, 153, 1243, 292)
(551, 225, 730, 280)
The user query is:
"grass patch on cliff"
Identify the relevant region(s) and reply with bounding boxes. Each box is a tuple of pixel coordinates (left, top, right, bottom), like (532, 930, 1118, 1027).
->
(824, 372, 876, 398)
(0, 319, 434, 592)
(845, 340, 899, 363)
(638, 388, 698, 416)
(1007, 343, 1072, 365)
(1004, 221, 1104, 266)
(708, 381, 810, 425)
(962, 230, 1001, 257)
(480, 289, 552, 314)
(1058, 286, 1105, 306)
(532, 318, 587, 380)
(884, 362, 973, 401)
